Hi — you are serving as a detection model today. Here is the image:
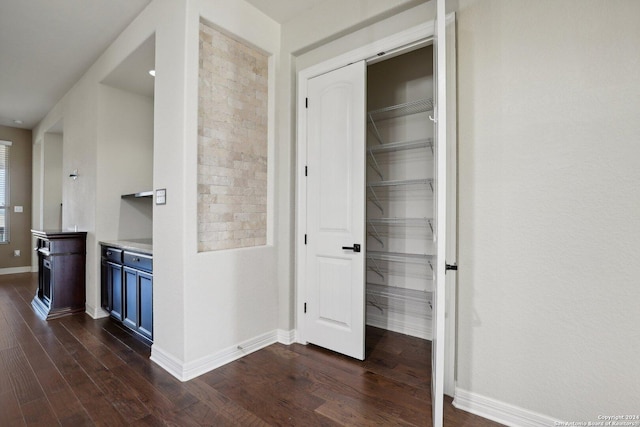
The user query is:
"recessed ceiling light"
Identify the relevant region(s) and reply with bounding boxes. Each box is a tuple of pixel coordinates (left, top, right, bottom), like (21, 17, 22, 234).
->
(148, 69, 156, 77)
(13, 119, 23, 124)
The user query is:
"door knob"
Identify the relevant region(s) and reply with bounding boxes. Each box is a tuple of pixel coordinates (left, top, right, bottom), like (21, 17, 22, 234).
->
(341, 244, 361, 253)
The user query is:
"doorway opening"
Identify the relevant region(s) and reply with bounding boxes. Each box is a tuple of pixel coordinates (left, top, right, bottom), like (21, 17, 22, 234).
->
(299, 42, 436, 358)
(365, 45, 435, 345)
(43, 119, 64, 231)
(361, 45, 438, 413)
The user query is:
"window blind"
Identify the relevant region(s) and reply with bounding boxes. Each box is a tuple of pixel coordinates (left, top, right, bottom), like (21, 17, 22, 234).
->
(0, 140, 11, 243)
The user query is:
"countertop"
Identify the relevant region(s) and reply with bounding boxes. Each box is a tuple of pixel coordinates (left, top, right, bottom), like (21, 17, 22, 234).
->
(99, 239, 153, 255)
(32, 229, 88, 238)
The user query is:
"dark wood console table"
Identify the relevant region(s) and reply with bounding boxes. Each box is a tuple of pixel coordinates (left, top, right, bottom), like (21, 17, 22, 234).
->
(31, 229, 87, 320)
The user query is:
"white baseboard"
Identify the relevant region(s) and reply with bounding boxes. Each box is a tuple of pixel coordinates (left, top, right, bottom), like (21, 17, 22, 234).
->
(0, 266, 33, 275)
(277, 328, 297, 345)
(150, 345, 185, 380)
(453, 388, 559, 427)
(85, 303, 110, 319)
(151, 328, 296, 382)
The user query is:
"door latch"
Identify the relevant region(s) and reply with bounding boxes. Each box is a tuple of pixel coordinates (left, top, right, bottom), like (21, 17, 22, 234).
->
(342, 244, 361, 253)
(445, 263, 458, 271)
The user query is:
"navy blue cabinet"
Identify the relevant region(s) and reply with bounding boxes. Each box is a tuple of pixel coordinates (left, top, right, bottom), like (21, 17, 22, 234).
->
(101, 244, 152, 342)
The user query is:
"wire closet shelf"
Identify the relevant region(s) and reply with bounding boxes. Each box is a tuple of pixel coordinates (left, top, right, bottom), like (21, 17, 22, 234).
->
(368, 98, 434, 145)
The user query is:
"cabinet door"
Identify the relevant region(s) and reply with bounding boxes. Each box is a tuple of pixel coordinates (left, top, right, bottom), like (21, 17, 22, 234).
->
(101, 259, 108, 310)
(123, 266, 138, 330)
(42, 258, 53, 304)
(108, 262, 123, 321)
(137, 271, 153, 340)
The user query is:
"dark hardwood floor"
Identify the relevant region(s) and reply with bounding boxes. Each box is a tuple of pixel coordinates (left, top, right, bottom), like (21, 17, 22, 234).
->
(0, 273, 501, 426)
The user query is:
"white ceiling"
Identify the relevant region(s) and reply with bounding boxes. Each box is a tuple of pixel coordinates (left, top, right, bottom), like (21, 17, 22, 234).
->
(102, 35, 155, 99)
(243, 0, 325, 24)
(0, 0, 328, 131)
(0, 0, 151, 130)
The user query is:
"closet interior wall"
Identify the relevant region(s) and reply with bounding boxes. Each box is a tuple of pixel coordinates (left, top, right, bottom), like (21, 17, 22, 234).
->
(366, 46, 434, 340)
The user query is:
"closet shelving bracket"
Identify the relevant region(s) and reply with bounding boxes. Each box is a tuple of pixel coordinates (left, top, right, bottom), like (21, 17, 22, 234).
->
(367, 222, 384, 247)
(367, 255, 385, 280)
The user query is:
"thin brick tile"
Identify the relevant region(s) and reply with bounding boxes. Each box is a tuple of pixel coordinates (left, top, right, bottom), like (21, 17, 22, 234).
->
(197, 22, 268, 252)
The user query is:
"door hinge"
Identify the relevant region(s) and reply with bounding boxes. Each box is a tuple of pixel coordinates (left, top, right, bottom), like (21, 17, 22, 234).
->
(304, 234, 307, 245)
(305, 166, 308, 176)
(445, 263, 458, 272)
(304, 303, 307, 313)
(305, 98, 308, 108)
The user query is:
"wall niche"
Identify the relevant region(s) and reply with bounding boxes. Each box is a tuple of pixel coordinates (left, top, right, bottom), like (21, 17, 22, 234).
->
(197, 21, 268, 252)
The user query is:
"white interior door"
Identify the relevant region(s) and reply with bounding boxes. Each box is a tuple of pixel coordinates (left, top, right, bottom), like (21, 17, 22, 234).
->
(304, 61, 366, 360)
(443, 11, 458, 398)
(432, 0, 449, 425)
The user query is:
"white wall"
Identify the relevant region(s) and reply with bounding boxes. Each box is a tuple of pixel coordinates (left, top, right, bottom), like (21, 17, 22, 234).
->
(43, 132, 63, 230)
(176, 0, 281, 373)
(33, 0, 188, 355)
(283, 0, 427, 56)
(456, 0, 640, 421)
(31, 139, 42, 271)
(31, 0, 281, 381)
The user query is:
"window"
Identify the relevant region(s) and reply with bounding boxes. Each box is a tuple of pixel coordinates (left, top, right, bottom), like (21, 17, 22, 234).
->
(0, 140, 11, 243)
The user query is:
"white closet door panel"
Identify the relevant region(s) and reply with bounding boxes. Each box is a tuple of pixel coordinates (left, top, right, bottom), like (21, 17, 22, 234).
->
(317, 257, 352, 327)
(305, 60, 366, 360)
(432, 0, 449, 425)
(317, 89, 352, 231)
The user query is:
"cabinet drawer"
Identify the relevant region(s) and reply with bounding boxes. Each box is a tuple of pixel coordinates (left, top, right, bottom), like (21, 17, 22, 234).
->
(37, 238, 50, 251)
(102, 246, 123, 263)
(123, 251, 152, 273)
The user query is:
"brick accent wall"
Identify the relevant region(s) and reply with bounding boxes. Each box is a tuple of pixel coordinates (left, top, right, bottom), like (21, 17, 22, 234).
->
(198, 22, 268, 252)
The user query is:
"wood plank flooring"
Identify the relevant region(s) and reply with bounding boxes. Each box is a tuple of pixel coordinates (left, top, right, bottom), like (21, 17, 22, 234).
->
(0, 273, 502, 426)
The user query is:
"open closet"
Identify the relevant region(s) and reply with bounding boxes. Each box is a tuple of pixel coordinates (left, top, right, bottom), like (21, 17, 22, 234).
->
(365, 46, 435, 340)
(297, 11, 454, 424)
(299, 41, 437, 361)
